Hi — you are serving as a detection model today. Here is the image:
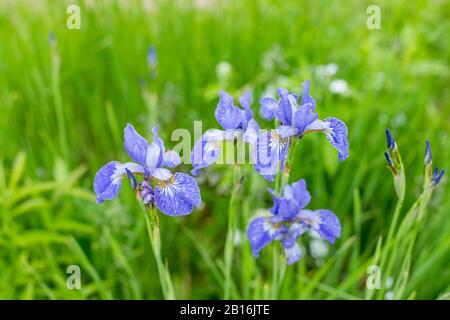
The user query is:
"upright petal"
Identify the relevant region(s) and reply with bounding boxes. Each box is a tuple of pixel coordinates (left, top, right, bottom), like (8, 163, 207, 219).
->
(124, 124, 148, 166)
(293, 102, 318, 135)
(300, 80, 316, 109)
(145, 127, 164, 171)
(247, 217, 279, 257)
(242, 119, 260, 144)
(215, 91, 245, 130)
(154, 172, 201, 216)
(274, 88, 293, 125)
(259, 97, 278, 121)
(94, 161, 144, 203)
(316, 209, 341, 244)
(239, 91, 253, 122)
(288, 179, 311, 209)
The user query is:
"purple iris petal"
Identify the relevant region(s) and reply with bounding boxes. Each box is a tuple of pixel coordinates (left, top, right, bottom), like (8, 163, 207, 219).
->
(239, 91, 253, 122)
(316, 209, 341, 244)
(191, 129, 233, 175)
(286, 179, 311, 209)
(259, 97, 278, 121)
(124, 124, 148, 167)
(215, 91, 246, 130)
(247, 217, 280, 257)
(300, 80, 316, 109)
(151, 168, 173, 181)
(94, 161, 144, 203)
(293, 102, 318, 134)
(324, 117, 349, 161)
(242, 119, 260, 144)
(254, 129, 290, 180)
(145, 127, 164, 171)
(282, 243, 302, 265)
(277, 125, 298, 138)
(162, 150, 181, 168)
(154, 172, 201, 216)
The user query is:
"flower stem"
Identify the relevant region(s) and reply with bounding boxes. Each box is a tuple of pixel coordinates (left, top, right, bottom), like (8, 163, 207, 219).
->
(271, 138, 299, 298)
(224, 165, 241, 299)
(143, 206, 175, 299)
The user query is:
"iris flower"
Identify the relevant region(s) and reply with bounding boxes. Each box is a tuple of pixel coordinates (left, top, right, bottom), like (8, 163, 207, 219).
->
(247, 179, 341, 265)
(191, 91, 260, 175)
(94, 124, 201, 216)
(255, 81, 349, 180)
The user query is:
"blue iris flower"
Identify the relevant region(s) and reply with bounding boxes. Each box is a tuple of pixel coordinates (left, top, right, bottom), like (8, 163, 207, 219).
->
(191, 91, 260, 175)
(94, 124, 201, 216)
(246, 179, 341, 265)
(256, 81, 349, 180)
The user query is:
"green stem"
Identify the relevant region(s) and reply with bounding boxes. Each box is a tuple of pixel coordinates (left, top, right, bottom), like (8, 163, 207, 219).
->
(224, 165, 241, 299)
(143, 206, 175, 299)
(271, 138, 299, 299)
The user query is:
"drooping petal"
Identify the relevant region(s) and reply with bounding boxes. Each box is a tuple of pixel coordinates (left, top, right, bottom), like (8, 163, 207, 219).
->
(304, 118, 349, 161)
(316, 209, 341, 244)
(145, 127, 164, 171)
(259, 97, 278, 121)
(283, 242, 302, 265)
(254, 129, 290, 180)
(215, 91, 245, 130)
(94, 161, 144, 203)
(162, 150, 181, 168)
(124, 124, 148, 167)
(190, 129, 231, 175)
(324, 117, 349, 161)
(154, 172, 201, 216)
(246, 217, 279, 257)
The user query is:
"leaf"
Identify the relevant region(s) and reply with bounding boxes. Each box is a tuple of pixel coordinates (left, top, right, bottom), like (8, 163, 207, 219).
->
(9, 151, 26, 190)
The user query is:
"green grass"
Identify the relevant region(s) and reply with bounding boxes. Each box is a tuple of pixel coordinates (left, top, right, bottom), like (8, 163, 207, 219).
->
(0, 0, 449, 299)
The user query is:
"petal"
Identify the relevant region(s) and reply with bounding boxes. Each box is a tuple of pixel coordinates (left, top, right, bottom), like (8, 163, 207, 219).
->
(325, 117, 349, 161)
(300, 80, 316, 109)
(94, 161, 144, 203)
(215, 91, 245, 130)
(316, 209, 341, 244)
(151, 168, 173, 181)
(246, 217, 279, 257)
(242, 119, 260, 144)
(294, 102, 318, 134)
(283, 243, 302, 265)
(124, 124, 148, 167)
(259, 97, 278, 121)
(190, 129, 229, 175)
(154, 172, 201, 216)
(287, 179, 311, 209)
(145, 127, 164, 171)
(239, 91, 253, 121)
(162, 150, 181, 168)
(272, 198, 300, 221)
(277, 125, 298, 138)
(254, 130, 289, 180)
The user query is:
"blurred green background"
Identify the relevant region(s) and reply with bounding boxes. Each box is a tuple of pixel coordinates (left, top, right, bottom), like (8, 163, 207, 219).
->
(0, 0, 449, 299)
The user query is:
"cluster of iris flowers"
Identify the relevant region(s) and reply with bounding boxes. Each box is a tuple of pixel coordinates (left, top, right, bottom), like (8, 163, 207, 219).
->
(94, 80, 349, 265)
